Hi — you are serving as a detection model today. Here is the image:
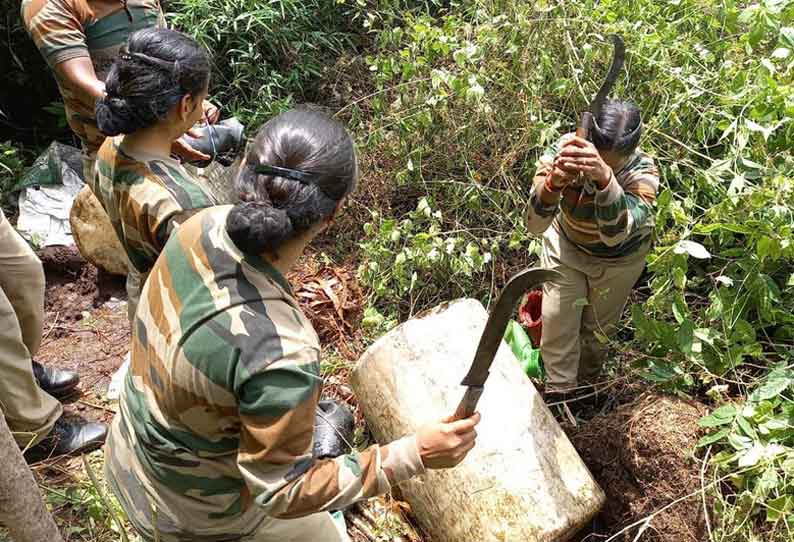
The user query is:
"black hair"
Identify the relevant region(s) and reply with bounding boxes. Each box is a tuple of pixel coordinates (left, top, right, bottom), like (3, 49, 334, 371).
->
(95, 28, 210, 136)
(590, 99, 643, 155)
(226, 109, 358, 255)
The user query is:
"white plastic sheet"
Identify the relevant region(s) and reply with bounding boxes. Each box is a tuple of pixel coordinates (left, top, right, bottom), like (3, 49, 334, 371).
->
(16, 161, 83, 247)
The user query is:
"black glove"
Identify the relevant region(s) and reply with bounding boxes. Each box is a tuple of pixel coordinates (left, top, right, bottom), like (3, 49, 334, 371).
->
(179, 117, 245, 168)
(313, 399, 355, 460)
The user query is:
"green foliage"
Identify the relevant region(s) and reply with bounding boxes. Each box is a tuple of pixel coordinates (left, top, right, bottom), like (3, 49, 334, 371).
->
(699, 368, 794, 539)
(167, 0, 357, 125)
(627, 0, 794, 388)
(359, 196, 496, 314)
(0, 141, 26, 210)
(341, 0, 794, 382)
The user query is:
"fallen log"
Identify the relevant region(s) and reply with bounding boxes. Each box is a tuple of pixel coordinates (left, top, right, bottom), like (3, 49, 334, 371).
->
(351, 298, 604, 542)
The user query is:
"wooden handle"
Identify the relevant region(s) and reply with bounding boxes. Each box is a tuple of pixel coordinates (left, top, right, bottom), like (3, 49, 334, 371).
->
(576, 111, 593, 139)
(453, 386, 483, 420)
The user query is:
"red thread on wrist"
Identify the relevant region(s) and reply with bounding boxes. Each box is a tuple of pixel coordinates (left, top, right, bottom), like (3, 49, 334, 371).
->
(544, 173, 562, 193)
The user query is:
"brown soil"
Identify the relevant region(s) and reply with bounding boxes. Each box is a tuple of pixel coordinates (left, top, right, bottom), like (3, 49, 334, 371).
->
(568, 393, 710, 542)
(289, 251, 365, 360)
(35, 252, 129, 425)
(38, 245, 85, 274)
(39, 246, 126, 323)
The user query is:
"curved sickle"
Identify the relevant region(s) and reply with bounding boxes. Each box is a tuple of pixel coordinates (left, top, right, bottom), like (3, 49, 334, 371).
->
(454, 267, 563, 419)
(589, 34, 626, 117)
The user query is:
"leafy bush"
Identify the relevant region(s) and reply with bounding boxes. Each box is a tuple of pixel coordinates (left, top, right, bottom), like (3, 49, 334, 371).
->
(358, 196, 497, 314)
(0, 141, 26, 210)
(699, 367, 794, 539)
(168, 0, 358, 125)
(345, 0, 794, 378)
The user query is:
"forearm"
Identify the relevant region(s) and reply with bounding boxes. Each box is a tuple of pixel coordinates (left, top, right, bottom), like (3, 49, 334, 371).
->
(526, 173, 560, 234)
(54, 57, 105, 104)
(255, 435, 424, 519)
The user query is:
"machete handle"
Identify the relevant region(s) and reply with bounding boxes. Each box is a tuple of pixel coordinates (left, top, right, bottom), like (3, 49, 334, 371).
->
(453, 386, 483, 420)
(577, 111, 593, 140)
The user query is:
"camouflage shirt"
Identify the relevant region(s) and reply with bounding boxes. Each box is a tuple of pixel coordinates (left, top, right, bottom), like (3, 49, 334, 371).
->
(105, 206, 424, 541)
(21, 0, 164, 155)
(94, 136, 217, 275)
(526, 134, 659, 258)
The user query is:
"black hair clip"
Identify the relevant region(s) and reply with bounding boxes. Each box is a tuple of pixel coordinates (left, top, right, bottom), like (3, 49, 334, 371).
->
(254, 164, 317, 185)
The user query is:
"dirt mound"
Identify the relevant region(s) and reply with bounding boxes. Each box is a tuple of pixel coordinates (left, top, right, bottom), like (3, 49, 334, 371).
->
(569, 393, 709, 542)
(40, 246, 126, 322)
(37, 245, 85, 274)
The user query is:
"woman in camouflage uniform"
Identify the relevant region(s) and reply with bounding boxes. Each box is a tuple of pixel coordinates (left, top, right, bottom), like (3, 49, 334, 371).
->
(21, 0, 214, 182)
(92, 28, 218, 320)
(526, 100, 660, 399)
(104, 109, 481, 542)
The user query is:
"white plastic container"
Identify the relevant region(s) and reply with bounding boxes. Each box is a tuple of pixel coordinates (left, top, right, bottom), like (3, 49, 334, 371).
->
(351, 298, 605, 542)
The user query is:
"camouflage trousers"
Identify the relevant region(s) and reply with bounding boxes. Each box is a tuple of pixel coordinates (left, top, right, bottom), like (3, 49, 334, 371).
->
(540, 223, 648, 392)
(0, 209, 62, 447)
(243, 512, 349, 542)
(105, 415, 350, 542)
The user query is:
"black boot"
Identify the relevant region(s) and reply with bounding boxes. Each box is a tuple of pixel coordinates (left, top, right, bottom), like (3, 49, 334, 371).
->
(24, 417, 107, 463)
(32, 360, 79, 399)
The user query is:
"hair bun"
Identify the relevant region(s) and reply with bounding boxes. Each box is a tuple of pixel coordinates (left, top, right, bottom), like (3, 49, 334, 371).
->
(95, 94, 148, 137)
(226, 202, 294, 254)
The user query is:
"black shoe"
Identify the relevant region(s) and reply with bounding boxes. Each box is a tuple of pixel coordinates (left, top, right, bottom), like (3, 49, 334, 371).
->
(32, 360, 79, 399)
(25, 417, 107, 463)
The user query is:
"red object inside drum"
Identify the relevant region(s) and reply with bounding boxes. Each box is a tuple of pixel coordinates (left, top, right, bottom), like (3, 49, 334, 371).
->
(518, 289, 543, 347)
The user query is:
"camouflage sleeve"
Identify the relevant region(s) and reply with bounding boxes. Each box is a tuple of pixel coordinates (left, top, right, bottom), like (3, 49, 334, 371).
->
(124, 162, 216, 255)
(594, 157, 660, 247)
(236, 354, 425, 519)
(526, 137, 565, 234)
(21, 0, 91, 68)
(119, 184, 186, 258)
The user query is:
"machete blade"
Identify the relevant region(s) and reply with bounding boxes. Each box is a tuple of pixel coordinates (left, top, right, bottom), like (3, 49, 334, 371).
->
(460, 267, 562, 387)
(589, 34, 625, 116)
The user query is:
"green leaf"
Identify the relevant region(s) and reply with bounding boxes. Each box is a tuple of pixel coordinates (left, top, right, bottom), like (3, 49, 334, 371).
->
(736, 415, 757, 439)
(758, 417, 789, 435)
(698, 404, 737, 427)
(728, 433, 753, 452)
(677, 319, 695, 354)
(757, 466, 779, 497)
(752, 369, 793, 401)
(672, 295, 689, 324)
(694, 328, 721, 346)
(673, 267, 687, 290)
(732, 320, 756, 344)
(694, 223, 754, 235)
(756, 236, 779, 263)
(697, 428, 730, 448)
(781, 27, 794, 49)
(766, 496, 793, 522)
(644, 361, 680, 383)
